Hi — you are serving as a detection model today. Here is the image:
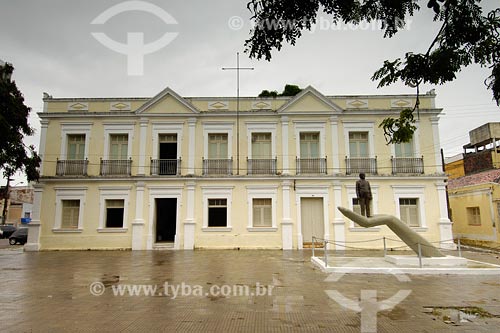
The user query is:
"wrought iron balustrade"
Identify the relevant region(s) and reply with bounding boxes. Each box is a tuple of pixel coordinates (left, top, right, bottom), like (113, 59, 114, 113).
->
(247, 158, 277, 175)
(391, 157, 424, 174)
(150, 158, 181, 176)
(100, 159, 132, 176)
(296, 157, 327, 175)
(345, 157, 377, 175)
(202, 158, 233, 175)
(56, 159, 88, 176)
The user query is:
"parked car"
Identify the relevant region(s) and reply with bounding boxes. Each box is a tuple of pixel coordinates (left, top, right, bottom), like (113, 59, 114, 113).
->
(9, 228, 28, 245)
(0, 225, 17, 239)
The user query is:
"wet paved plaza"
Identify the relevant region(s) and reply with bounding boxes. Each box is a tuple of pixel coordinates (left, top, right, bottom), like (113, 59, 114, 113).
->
(1, 247, 500, 332)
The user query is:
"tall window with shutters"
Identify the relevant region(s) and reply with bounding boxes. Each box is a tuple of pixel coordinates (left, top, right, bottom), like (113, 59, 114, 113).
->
(299, 132, 319, 158)
(252, 133, 272, 158)
(395, 140, 414, 158)
(110, 134, 128, 160)
(399, 198, 420, 227)
(252, 198, 272, 227)
(349, 132, 369, 157)
(67, 134, 85, 160)
(208, 134, 228, 159)
(61, 200, 80, 229)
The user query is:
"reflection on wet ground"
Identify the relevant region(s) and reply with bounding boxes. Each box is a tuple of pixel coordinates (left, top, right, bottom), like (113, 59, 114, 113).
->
(0, 248, 499, 332)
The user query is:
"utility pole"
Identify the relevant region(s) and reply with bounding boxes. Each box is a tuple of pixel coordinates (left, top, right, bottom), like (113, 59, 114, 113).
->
(2, 178, 10, 225)
(222, 52, 254, 175)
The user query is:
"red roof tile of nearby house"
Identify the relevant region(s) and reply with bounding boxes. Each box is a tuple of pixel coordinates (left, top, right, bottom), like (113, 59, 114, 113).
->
(447, 169, 500, 190)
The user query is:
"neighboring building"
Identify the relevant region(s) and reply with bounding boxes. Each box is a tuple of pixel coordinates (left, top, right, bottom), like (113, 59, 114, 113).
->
(0, 186, 34, 226)
(448, 169, 500, 247)
(446, 123, 500, 248)
(444, 153, 465, 179)
(26, 86, 454, 251)
(463, 122, 500, 174)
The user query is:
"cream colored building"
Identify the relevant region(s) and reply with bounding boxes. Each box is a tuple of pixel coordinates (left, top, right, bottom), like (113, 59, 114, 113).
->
(25, 86, 454, 251)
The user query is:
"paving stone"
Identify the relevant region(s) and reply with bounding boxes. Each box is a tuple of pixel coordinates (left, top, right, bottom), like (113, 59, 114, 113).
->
(0, 248, 499, 332)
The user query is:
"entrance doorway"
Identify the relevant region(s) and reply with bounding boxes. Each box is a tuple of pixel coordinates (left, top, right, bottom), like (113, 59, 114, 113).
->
(155, 198, 177, 242)
(301, 197, 324, 247)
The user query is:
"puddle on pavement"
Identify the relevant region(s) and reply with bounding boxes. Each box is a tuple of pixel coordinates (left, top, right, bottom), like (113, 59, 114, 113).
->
(101, 274, 120, 287)
(424, 306, 496, 325)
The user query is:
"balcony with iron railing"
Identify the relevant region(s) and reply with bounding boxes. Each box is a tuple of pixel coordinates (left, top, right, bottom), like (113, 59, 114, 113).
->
(150, 158, 181, 176)
(296, 157, 327, 175)
(391, 156, 424, 174)
(345, 157, 377, 175)
(247, 158, 277, 175)
(100, 158, 132, 176)
(202, 158, 233, 176)
(56, 159, 88, 176)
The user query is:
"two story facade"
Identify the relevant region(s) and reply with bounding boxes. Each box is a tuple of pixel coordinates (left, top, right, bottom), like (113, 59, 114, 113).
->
(25, 86, 454, 251)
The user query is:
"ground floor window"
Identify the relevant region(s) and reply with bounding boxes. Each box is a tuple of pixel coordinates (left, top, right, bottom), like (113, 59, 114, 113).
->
(467, 206, 481, 226)
(208, 199, 227, 227)
(61, 200, 80, 229)
(105, 199, 125, 228)
(399, 198, 419, 227)
(252, 198, 272, 227)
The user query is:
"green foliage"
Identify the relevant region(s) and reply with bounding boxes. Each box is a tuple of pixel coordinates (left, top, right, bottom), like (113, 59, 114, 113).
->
(258, 84, 302, 97)
(244, 0, 500, 142)
(280, 84, 302, 96)
(0, 63, 41, 182)
(379, 109, 417, 144)
(258, 89, 278, 97)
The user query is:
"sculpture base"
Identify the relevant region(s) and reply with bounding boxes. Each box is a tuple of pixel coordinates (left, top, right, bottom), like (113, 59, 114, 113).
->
(384, 255, 468, 267)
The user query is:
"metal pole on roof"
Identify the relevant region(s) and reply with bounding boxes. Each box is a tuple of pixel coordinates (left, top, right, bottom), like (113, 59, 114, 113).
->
(222, 52, 254, 175)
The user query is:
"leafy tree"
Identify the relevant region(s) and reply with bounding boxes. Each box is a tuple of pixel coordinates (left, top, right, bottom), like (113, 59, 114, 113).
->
(280, 84, 302, 96)
(258, 89, 279, 97)
(258, 84, 302, 97)
(244, 0, 500, 143)
(0, 62, 40, 182)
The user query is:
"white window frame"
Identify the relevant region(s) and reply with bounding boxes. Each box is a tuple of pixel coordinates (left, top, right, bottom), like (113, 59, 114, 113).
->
(293, 121, 326, 158)
(53, 187, 87, 232)
(202, 122, 234, 159)
(345, 184, 379, 231)
(343, 121, 375, 158)
(103, 123, 135, 159)
(246, 122, 277, 159)
(151, 122, 183, 159)
(60, 123, 92, 159)
(392, 185, 427, 230)
(98, 186, 131, 232)
(246, 185, 278, 231)
(201, 186, 233, 231)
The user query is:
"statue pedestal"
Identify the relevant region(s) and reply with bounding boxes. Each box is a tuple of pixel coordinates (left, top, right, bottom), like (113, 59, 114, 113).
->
(385, 255, 468, 267)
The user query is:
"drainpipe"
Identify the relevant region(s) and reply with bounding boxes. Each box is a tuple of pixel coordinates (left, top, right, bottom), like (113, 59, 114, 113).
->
(488, 187, 497, 241)
(441, 149, 451, 220)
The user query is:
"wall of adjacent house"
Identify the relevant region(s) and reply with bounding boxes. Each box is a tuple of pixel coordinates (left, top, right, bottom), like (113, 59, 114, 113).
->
(449, 184, 498, 243)
(445, 159, 465, 179)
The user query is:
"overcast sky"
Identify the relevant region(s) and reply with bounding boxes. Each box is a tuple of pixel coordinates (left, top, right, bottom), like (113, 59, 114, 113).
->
(1, 0, 499, 185)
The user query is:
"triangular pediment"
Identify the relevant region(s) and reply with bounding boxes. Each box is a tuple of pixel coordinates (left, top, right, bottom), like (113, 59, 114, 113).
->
(136, 87, 199, 114)
(277, 86, 342, 113)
